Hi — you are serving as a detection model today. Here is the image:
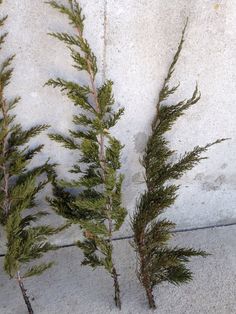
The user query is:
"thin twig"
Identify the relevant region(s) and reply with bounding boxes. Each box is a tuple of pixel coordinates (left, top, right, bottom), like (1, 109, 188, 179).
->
(16, 271, 34, 314)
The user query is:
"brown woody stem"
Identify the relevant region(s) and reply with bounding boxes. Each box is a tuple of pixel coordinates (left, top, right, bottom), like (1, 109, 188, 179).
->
(138, 233, 156, 310)
(112, 266, 121, 310)
(16, 271, 34, 314)
(144, 284, 156, 310)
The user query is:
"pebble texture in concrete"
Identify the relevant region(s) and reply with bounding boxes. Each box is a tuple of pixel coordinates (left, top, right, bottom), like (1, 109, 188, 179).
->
(0, 225, 235, 314)
(0, 1, 236, 244)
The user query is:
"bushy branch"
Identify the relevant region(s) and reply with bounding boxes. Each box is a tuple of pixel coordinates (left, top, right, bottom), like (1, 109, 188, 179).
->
(0, 6, 64, 313)
(46, 1, 126, 309)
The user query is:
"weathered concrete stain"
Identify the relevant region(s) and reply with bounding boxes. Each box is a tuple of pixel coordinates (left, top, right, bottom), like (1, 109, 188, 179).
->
(220, 163, 228, 169)
(202, 175, 226, 191)
(202, 181, 220, 192)
(194, 173, 205, 181)
(132, 172, 143, 183)
(215, 175, 226, 185)
(134, 132, 148, 153)
(194, 172, 227, 191)
(214, 3, 220, 11)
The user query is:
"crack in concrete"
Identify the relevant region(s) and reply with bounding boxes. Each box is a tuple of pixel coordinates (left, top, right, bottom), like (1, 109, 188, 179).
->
(102, 0, 108, 81)
(0, 221, 235, 258)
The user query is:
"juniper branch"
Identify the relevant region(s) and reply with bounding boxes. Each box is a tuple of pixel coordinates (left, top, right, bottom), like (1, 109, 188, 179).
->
(131, 21, 227, 309)
(46, 1, 126, 309)
(0, 5, 64, 313)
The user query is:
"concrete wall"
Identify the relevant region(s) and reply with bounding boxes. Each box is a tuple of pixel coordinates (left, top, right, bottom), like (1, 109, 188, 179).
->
(0, 0, 235, 248)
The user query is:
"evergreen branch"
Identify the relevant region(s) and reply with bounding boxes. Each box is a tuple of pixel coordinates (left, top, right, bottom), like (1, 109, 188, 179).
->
(10, 177, 44, 211)
(7, 96, 21, 111)
(69, 46, 90, 72)
(152, 18, 188, 130)
(79, 220, 109, 237)
(23, 262, 54, 278)
(161, 19, 188, 96)
(0, 3, 61, 313)
(0, 15, 8, 27)
(46, 0, 85, 32)
(164, 264, 193, 285)
(46, 78, 95, 112)
(60, 174, 102, 188)
(97, 80, 115, 115)
(168, 140, 225, 178)
(47, 1, 126, 309)
(150, 139, 227, 186)
(0, 32, 7, 48)
(24, 144, 44, 160)
(0, 65, 13, 87)
(106, 137, 123, 170)
(8, 124, 49, 147)
(69, 129, 97, 141)
(48, 32, 80, 46)
(131, 20, 226, 309)
(0, 54, 15, 73)
(19, 212, 49, 229)
(145, 219, 176, 246)
(46, 78, 90, 94)
(18, 242, 57, 263)
(49, 133, 79, 149)
(47, 184, 79, 220)
(106, 108, 125, 129)
(72, 113, 93, 126)
(69, 163, 82, 173)
(74, 196, 106, 211)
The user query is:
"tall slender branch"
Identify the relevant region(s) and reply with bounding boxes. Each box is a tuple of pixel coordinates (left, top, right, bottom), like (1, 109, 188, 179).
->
(131, 21, 225, 309)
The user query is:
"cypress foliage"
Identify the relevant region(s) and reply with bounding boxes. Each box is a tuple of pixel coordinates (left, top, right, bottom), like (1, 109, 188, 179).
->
(46, 0, 126, 309)
(131, 22, 226, 309)
(0, 4, 63, 313)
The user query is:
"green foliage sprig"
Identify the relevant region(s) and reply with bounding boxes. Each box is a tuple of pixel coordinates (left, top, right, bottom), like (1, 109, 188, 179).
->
(46, 0, 126, 309)
(0, 5, 63, 314)
(131, 22, 227, 309)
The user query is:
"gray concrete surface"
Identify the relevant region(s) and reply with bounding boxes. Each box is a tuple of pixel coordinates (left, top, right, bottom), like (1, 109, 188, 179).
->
(0, 225, 235, 314)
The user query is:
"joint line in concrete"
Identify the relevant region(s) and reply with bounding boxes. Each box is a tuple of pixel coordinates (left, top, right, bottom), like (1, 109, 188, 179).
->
(0, 221, 235, 258)
(102, 0, 108, 81)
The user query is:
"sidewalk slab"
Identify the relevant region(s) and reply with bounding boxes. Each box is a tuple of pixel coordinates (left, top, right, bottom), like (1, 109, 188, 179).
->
(0, 225, 235, 314)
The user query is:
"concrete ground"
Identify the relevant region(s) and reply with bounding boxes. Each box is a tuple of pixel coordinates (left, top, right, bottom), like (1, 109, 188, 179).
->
(0, 225, 235, 314)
